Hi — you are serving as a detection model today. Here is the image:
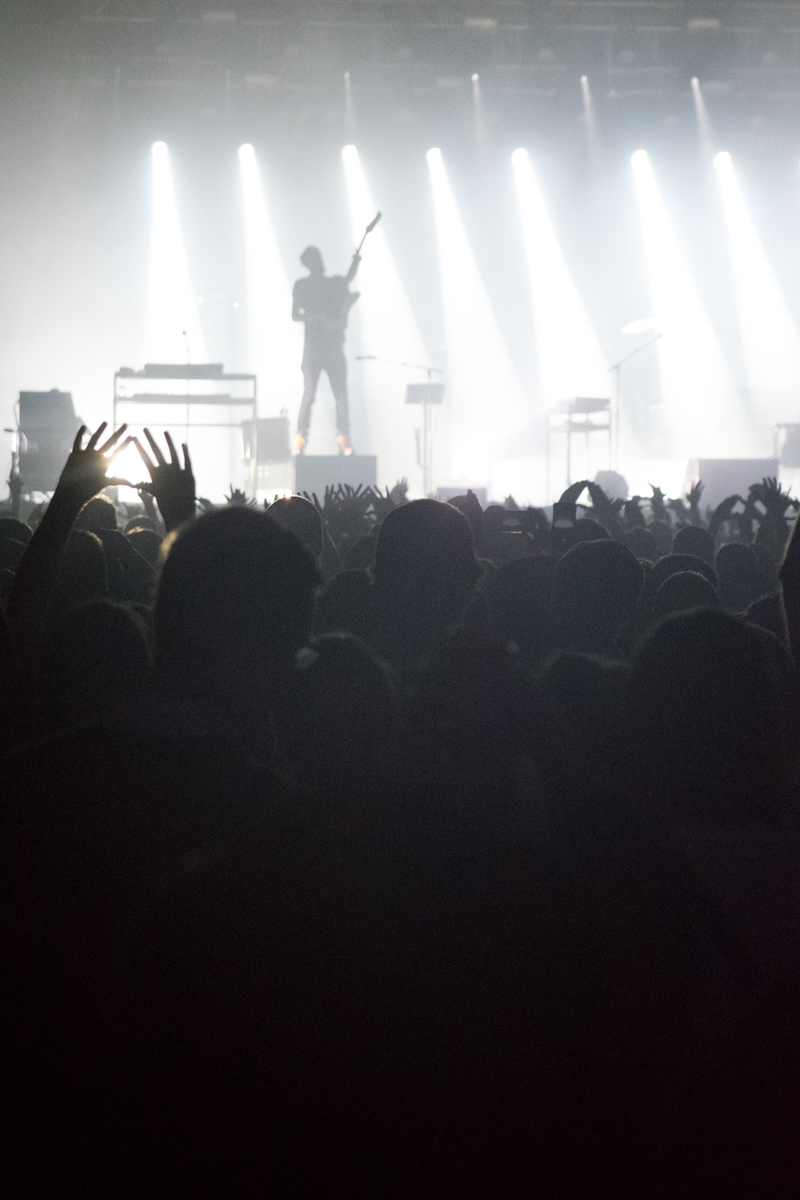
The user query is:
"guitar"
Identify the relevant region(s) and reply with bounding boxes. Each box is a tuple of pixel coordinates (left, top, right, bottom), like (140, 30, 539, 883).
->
(353, 211, 382, 260)
(303, 212, 382, 333)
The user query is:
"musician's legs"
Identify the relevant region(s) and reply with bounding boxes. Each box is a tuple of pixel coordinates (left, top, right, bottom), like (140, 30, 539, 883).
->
(298, 346, 322, 446)
(324, 346, 351, 447)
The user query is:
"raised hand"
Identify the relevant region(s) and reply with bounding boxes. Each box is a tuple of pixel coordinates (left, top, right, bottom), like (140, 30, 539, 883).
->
(225, 486, 256, 509)
(686, 479, 705, 526)
(453, 488, 484, 524)
(298, 489, 325, 518)
(55, 422, 132, 511)
(750, 476, 796, 519)
(687, 480, 704, 508)
(134, 428, 195, 533)
(624, 497, 645, 527)
(368, 480, 409, 523)
(7, 421, 130, 668)
(8, 472, 23, 517)
(707, 494, 742, 546)
(559, 480, 591, 506)
(585, 481, 625, 542)
(97, 527, 156, 603)
(649, 484, 667, 522)
(389, 478, 409, 505)
(712, 495, 741, 523)
(137, 484, 159, 523)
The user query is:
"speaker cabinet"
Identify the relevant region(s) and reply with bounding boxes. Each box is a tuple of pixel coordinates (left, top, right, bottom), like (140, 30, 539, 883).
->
(18, 390, 82, 492)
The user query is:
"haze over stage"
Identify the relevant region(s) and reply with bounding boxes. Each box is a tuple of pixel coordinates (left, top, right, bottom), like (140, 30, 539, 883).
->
(2, 4, 800, 502)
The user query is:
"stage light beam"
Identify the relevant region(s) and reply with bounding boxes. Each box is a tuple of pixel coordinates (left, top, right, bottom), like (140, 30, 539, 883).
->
(471, 74, 486, 151)
(341, 144, 431, 490)
(714, 150, 800, 433)
(580, 77, 600, 168)
(144, 141, 206, 364)
(426, 147, 528, 489)
(238, 143, 302, 424)
(631, 149, 751, 457)
(511, 149, 608, 407)
(691, 78, 715, 164)
(512, 148, 611, 485)
(140, 142, 238, 499)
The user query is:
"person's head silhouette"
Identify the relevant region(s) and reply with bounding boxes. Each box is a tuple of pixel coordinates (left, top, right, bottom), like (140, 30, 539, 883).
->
(715, 541, 762, 613)
(651, 570, 719, 621)
(626, 608, 791, 823)
(483, 555, 557, 666)
(41, 599, 150, 724)
(75, 495, 117, 534)
(154, 508, 320, 723)
(300, 246, 324, 275)
(373, 499, 480, 669)
(673, 524, 714, 565)
(553, 539, 643, 655)
(268, 495, 323, 559)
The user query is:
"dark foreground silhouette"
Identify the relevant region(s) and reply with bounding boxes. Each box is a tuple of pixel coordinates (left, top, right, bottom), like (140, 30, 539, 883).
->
(2, 445, 799, 1195)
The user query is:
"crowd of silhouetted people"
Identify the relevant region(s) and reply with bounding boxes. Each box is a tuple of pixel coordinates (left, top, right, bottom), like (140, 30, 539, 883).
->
(1, 424, 799, 1194)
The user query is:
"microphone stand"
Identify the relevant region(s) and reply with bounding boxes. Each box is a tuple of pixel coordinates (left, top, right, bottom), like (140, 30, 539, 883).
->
(356, 355, 444, 494)
(608, 333, 661, 469)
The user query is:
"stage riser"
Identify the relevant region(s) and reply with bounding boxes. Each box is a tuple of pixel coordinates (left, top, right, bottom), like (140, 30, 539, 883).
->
(294, 456, 377, 495)
(684, 459, 780, 511)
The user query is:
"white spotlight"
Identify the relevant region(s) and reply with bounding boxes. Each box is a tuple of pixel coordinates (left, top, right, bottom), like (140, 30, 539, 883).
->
(714, 150, 800, 438)
(238, 143, 302, 430)
(631, 149, 752, 457)
(144, 141, 206, 364)
(427, 147, 528, 491)
(341, 144, 431, 491)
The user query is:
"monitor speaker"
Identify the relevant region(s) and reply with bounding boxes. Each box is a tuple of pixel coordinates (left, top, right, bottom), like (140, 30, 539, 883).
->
(777, 425, 800, 469)
(683, 458, 780, 510)
(241, 417, 291, 465)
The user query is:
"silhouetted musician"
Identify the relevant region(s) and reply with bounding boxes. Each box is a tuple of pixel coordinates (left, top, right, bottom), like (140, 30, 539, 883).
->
(292, 245, 360, 456)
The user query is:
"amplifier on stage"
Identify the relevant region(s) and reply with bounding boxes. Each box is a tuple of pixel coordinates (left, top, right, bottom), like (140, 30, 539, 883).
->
(18, 389, 82, 492)
(683, 458, 780, 510)
(775, 424, 800, 469)
(241, 417, 291, 465)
